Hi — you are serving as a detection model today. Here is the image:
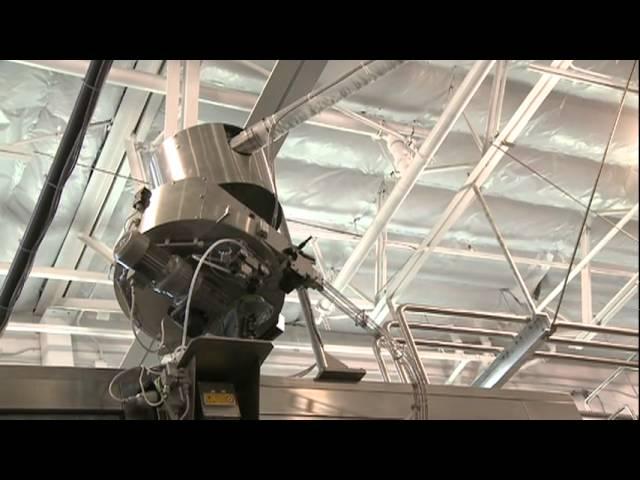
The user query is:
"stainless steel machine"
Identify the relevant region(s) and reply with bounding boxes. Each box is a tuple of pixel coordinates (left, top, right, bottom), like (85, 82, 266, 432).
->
(0, 121, 588, 421)
(0, 61, 591, 421)
(107, 122, 402, 420)
(112, 123, 315, 350)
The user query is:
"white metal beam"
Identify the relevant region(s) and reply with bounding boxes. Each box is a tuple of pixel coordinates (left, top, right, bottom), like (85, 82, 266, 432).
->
(287, 218, 635, 279)
(594, 273, 639, 327)
(577, 273, 639, 343)
(5, 321, 133, 340)
(164, 60, 181, 138)
(318, 60, 495, 321)
(474, 185, 537, 316)
(537, 204, 638, 311)
(0, 263, 110, 284)
(182, 60, 201, 129)
(445, 359, 469, 385)
(528, 62, 639, 95)
(77, 234, 113, 263)
(580, 225, 593, 323)
(369, 60, 574, 324)
(50, 298, 122, 314)
(484, 60, 508, 152)
(9, 60, 431, 141)
(374, 183, 389, 301)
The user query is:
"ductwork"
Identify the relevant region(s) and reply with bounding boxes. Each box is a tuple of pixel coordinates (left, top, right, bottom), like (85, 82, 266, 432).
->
(229, 61, 407, 155)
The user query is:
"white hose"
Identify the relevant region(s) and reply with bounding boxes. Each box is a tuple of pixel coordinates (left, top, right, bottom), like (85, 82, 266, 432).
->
(181, 238, 246, 348)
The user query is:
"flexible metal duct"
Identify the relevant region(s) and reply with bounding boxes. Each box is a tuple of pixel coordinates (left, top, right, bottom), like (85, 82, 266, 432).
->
(229, 60, 406, 154)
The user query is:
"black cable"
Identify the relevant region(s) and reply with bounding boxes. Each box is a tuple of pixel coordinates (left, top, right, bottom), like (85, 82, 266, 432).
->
(549, 61, 637, 332)
(0, 60, 113, 336)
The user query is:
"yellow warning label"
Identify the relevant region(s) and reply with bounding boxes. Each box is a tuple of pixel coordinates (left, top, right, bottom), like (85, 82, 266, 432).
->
(203, 392, 236, 406)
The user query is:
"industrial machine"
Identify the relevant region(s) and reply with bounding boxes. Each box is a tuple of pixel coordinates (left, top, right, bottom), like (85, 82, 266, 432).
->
(106, 122, 399, 420)
(0, 61, 594, 421)
(0, 121, 587, 420)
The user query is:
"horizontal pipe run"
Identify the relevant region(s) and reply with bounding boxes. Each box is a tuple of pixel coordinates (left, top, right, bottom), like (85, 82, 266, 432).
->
(534, 352, 638, 369)
(394, 337, 638, 369)
(387, 321, 637, 353)
(548, 337, 637, 353)
(527, 63, 640, 94)
(399, 304, 529, 323)
(553, 322, 639, 338)
(399, 305, 639, 338)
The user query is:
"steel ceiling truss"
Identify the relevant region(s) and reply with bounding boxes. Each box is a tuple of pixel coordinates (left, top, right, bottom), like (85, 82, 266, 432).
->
(1, 60, 637, 410)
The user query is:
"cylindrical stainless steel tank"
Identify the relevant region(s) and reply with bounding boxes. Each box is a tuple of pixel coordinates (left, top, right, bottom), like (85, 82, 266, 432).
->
(148, 123, 282, 228)
(113, 123, 288, 349)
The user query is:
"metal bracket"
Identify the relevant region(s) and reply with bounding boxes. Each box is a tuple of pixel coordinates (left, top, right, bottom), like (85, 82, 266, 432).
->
(472, 312, 550, 388)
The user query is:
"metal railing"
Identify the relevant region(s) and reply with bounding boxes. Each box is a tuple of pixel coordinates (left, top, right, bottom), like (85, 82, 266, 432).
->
(373, 304, 639, 385)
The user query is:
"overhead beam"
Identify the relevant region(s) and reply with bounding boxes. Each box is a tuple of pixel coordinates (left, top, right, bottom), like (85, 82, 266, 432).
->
(580, 225, 593, 323)
(484, 60, 508, 152)
(319, 60, 496, 322)
(243, 60, 327, 159)
(287, 218, 635, 279)
(50, 298, 122, 314)
(528, 62, 639, 95)
(577, 273, 639, 343)
(594, 273, 639, 327)
(5, 321, 134, 340)
(369, 60, 573, 324)
(537, 204, 638, 311)
(0, 263, 110, 284)
(9, 60, 431, 141)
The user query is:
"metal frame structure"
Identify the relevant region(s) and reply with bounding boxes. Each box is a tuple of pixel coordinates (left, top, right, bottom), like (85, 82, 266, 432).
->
(373, 304, 638, 385)
(1, 59, 637, 418)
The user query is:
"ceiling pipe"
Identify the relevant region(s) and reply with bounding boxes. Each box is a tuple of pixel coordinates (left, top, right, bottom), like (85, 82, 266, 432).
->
(229, 60, 407, 154)
(400, 304, 639, 338)
(0, 60, 113, 337)
(386, 321, 637, 353)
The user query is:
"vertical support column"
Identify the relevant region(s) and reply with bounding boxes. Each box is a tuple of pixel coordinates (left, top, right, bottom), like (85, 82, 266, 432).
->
(484, 60, 508, 153)
(164, 60, 182, 138)
(374, 182, 388, 302)
(39, 315, 75, 367)
(581, 224, 593, 324)
(182, 60, 201, 129)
